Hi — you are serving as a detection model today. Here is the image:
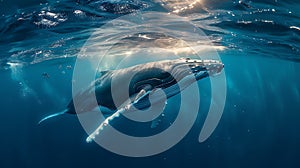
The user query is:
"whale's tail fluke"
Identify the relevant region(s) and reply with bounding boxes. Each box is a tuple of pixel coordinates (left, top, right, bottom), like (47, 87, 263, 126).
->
(38, 109, 69, 125)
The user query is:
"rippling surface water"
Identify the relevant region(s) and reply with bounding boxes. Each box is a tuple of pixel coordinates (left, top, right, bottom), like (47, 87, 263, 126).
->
(1, 0, 299, 67)
(0, 0, 300, 168)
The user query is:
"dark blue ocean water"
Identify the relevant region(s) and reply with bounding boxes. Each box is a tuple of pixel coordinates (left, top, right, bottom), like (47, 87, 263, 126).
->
(1, 0, 300, 168)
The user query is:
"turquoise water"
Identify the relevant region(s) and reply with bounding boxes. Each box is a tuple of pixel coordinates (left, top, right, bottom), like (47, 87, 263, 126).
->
(0, 0, 300, 167)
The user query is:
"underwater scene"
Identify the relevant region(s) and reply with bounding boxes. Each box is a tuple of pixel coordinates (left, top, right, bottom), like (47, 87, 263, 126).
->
(0, 0, 300, 167)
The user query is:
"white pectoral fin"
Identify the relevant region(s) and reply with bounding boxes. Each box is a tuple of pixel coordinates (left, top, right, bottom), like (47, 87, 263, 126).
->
(86, 107, 125, 143)
(133, 89, 147, 103)
(133, 84, 153, 103)
(86, 89, 151, 143)
(86, 86, 158, 143)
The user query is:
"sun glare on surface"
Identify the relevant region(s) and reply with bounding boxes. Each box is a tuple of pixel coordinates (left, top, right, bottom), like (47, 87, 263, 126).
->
(156, 0, 203, 13)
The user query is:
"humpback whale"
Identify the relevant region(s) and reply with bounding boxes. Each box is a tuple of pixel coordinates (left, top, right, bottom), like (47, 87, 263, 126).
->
(39, 58, 224, 141)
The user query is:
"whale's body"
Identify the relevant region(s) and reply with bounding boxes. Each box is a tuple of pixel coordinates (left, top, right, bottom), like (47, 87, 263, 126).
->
(69, 58, 223, 114)
(39, 58, 224, 141)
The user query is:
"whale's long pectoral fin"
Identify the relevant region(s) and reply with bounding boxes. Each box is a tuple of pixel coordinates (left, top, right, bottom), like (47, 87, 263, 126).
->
(86, 88, 153, 143)
(86, 107, 125, 143)
(132, 84, 153, 105)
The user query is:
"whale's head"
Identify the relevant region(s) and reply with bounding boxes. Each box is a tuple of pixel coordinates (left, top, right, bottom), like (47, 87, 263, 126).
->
(126, 57, 224, 110)
(132, 58, 224, 93)
(132, 58, 224, 90)
(166, 58, 224, 81)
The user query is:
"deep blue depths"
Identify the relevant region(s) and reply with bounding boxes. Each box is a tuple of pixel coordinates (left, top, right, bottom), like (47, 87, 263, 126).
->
(0, 0, 300, 168)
